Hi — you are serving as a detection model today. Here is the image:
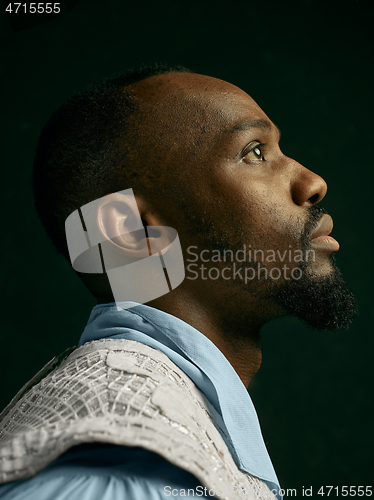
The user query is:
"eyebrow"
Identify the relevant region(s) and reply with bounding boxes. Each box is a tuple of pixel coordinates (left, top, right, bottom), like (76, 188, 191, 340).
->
(226, 118, 281, 140)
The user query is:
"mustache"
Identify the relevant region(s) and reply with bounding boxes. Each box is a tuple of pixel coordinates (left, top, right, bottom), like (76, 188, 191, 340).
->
(301, 205, 329, 245)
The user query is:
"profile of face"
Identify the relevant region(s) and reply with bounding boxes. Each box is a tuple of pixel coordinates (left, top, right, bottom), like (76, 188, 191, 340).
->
(119, 73, 357, 332)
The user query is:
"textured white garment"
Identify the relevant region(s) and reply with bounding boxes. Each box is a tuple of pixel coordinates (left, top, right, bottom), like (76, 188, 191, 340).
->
(0, 339, 276, 500)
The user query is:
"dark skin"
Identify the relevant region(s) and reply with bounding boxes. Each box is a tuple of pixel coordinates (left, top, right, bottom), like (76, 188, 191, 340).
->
(97, 73, 333, 388)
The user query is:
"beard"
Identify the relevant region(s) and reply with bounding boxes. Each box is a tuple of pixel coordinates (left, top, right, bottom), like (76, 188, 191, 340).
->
(269, 252, 358, 330)
(272, 257, 357, 330)
(186, 204, 358, 331)
(268, 206, 358, 330)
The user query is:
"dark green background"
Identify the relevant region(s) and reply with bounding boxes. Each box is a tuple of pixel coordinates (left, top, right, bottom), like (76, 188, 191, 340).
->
(1, 0, 373, 496)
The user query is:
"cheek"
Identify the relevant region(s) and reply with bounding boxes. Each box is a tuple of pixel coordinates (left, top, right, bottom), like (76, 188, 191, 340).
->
(194, 166, 304, 250)
(223, 185, 305, 267)
(227, 175, 301, 236)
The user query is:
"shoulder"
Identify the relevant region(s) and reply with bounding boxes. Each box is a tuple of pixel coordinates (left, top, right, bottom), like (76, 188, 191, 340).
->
(0, 443, 207, 500)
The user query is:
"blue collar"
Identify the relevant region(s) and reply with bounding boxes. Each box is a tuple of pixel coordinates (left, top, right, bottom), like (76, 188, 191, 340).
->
(79, 302, 281, 499)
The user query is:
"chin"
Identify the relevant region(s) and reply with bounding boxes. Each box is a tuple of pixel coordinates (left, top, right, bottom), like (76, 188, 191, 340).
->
(269, 257, 358, 331)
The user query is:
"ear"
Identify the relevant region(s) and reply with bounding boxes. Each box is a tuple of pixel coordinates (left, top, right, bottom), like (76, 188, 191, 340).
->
(97, 190, 148, 266)
(65, 188, 185, 305)
(95, 190, 185, 308)
(96, 190, 175, 271)
(65, 188, 147, 273)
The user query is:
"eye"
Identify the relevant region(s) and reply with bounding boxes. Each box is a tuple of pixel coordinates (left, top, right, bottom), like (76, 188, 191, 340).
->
(242, 142, 265, 162)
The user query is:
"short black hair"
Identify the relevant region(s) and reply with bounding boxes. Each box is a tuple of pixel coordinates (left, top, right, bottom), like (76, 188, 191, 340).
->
(32, 63, 191, 259)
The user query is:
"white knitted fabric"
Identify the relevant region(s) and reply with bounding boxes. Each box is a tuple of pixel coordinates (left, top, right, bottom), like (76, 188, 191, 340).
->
(0, 339, 276, 500)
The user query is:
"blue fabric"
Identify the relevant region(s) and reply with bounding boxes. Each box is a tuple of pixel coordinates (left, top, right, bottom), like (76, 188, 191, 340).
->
(0, 444, 208, 499)
(0, 302, 282, 500)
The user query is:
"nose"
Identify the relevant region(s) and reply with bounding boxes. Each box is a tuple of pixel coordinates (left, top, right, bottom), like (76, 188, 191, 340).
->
(290, 161, 327, 207)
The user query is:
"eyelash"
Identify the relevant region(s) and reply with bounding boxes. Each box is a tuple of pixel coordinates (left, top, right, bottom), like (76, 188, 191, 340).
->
(242, 142, 265, 161)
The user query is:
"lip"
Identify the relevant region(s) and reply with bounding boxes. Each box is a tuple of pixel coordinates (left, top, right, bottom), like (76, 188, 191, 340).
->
(310, 214, 340, 252)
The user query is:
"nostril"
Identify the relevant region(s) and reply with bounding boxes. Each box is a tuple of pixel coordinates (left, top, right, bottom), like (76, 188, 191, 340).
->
(308, 193, 320, 204)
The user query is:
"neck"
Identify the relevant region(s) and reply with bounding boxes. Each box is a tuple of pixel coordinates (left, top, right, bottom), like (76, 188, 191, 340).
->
(146, 285, 265, 388)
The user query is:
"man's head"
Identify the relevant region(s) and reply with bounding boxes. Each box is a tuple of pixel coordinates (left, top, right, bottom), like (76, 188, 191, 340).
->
(33, 65, 357, 332)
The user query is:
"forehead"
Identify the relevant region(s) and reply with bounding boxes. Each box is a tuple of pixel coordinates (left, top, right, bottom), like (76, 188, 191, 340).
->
(131, 73, 270, 133)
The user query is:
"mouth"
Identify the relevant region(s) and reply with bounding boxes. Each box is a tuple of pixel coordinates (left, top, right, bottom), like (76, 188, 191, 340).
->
(310, 214, 340, 252)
